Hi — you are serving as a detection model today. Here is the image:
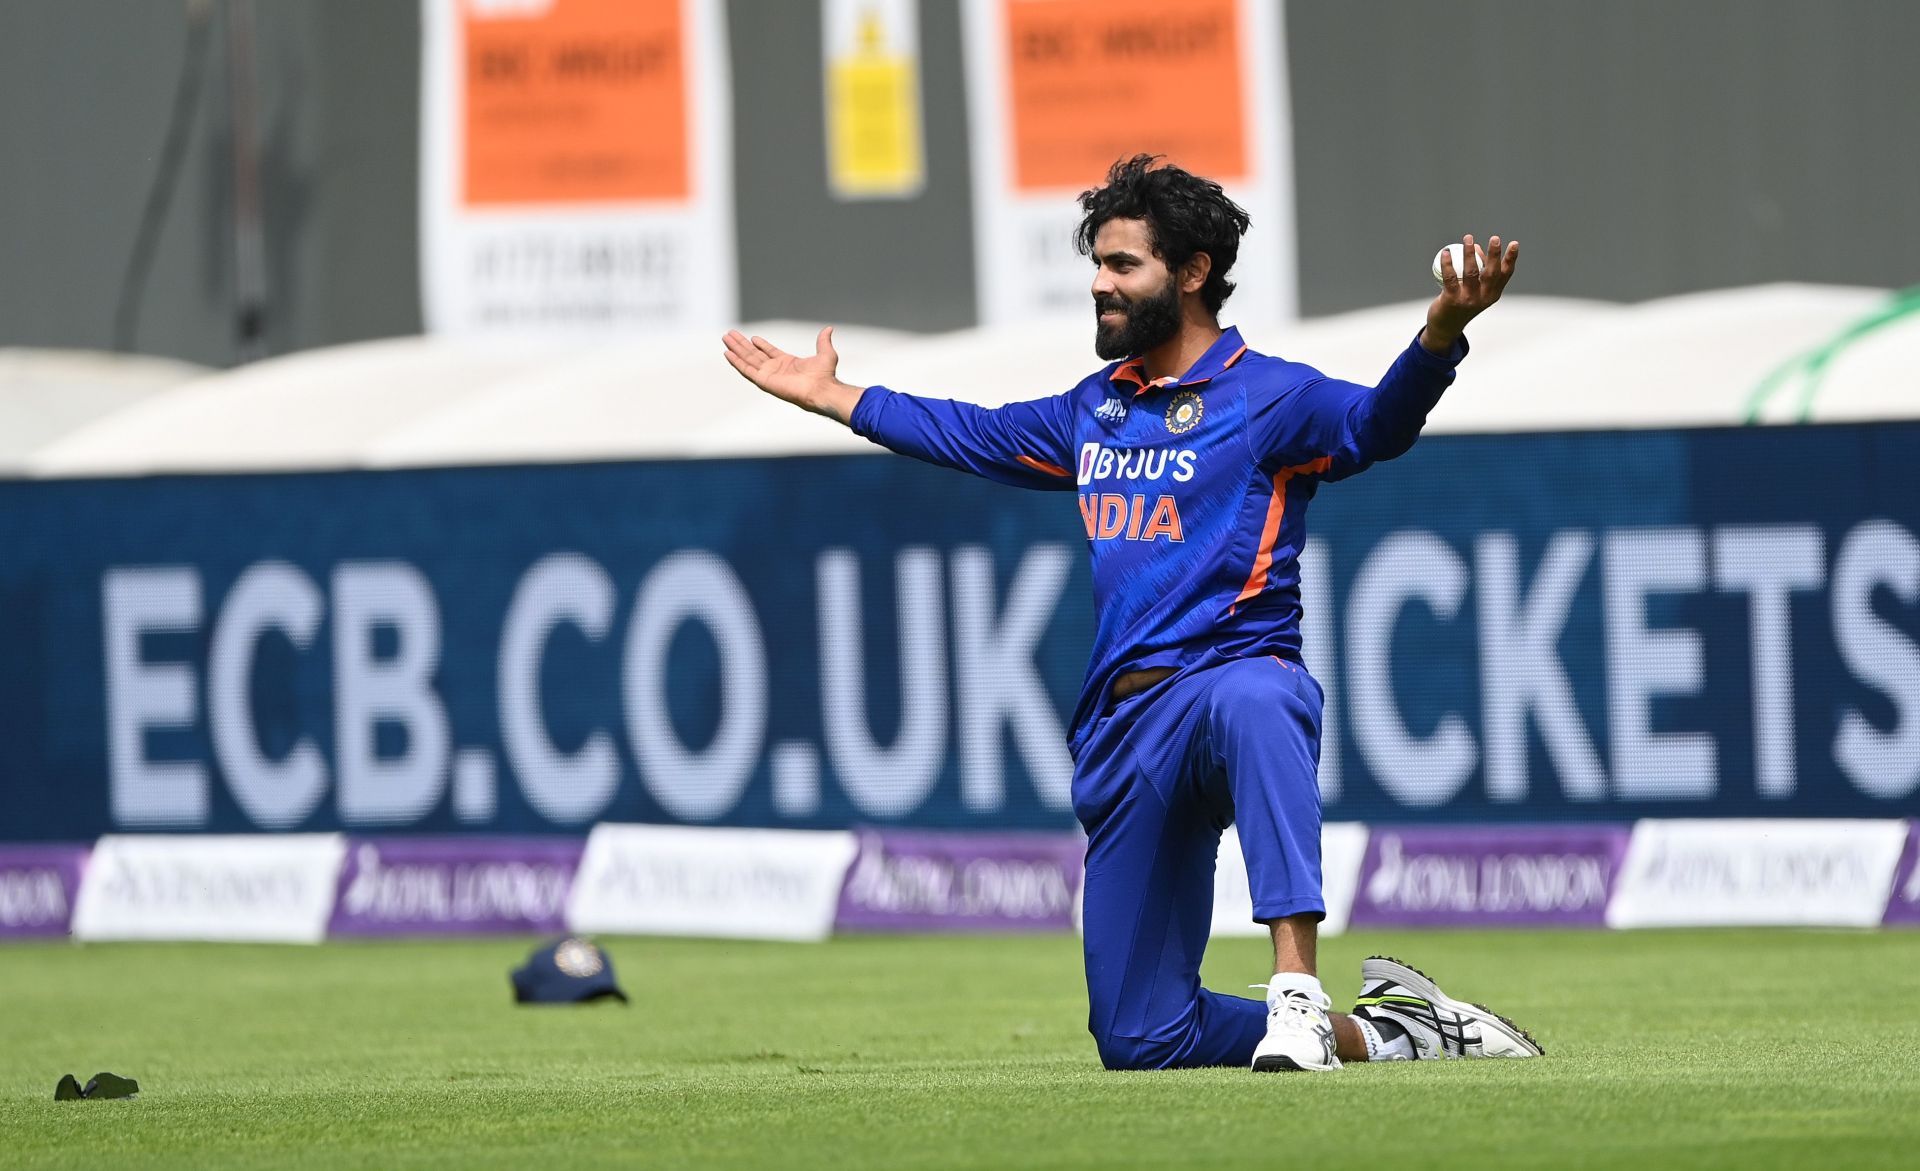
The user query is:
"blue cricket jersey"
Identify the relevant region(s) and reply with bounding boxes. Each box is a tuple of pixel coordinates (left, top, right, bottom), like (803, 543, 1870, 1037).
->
(848, 325, 1466, 756)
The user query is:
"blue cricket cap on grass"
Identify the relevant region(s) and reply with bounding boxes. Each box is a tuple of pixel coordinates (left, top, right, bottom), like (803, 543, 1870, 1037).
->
(511, 938, 628, 1005)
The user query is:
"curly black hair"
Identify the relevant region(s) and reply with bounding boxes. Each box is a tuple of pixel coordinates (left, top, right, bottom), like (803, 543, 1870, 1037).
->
(1074, 154, 1253, 316)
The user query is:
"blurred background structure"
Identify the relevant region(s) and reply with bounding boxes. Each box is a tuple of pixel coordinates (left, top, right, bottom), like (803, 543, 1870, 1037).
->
(3, 0, 1918, 361)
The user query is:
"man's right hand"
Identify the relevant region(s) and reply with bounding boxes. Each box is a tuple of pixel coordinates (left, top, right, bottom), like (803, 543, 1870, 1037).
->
(721, 326, 866, 425)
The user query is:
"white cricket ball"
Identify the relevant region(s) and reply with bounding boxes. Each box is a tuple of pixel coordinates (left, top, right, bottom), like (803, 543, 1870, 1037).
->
(1432, 243, 1491, 284)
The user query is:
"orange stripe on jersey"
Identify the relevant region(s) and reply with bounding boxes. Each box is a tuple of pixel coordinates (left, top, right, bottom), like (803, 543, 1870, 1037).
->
(1016, 454, 1072, 478)
(1176, 344, 1249, 387)
(1233, 456, 1334, 607)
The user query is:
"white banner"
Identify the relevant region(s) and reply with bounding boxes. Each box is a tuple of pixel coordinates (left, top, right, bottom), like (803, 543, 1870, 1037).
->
(72, 834, 347, 943)
(1211, 822, 1367, 938)
(420, 0, 735, 335)
(567, 823, 858, 940)
(960, 0, 1296, 326)
(1607, 819, 1908, 928)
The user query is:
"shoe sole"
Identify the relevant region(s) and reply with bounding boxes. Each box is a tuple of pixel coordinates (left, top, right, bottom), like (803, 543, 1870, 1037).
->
(1363, 954, 1546, 1058)
(1251, 1054, 1339, 1073)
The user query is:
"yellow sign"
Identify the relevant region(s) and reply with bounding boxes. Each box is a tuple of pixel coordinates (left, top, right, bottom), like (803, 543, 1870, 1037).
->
(824, 0, 925, 199)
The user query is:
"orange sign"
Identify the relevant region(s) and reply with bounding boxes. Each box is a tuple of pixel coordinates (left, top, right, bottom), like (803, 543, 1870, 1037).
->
(1003, 0, 1247, 193)
(463, 0, 689, 206)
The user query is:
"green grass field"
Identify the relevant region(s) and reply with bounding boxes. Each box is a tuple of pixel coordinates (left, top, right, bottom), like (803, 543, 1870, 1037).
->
(3, 929, 1917, 1169)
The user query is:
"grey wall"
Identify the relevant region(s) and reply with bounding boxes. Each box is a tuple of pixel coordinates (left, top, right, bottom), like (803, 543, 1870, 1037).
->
(0, 0, 419, 367)
(3, 0, 1917, 365)
(727, 0, 976, 329)
(1287, 0, 1920, 314)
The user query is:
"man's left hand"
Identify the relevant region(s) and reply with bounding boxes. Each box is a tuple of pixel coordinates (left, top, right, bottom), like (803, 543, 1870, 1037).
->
(1421, 233, 1518, 355)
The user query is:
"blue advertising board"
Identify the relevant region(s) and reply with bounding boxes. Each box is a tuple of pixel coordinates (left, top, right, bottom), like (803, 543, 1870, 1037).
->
(1, 421, 1917, 839)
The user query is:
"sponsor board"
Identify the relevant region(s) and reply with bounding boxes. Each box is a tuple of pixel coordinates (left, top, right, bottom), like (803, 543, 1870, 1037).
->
(1350, 825, 1628, 928)
(72, 835, 346, 942)
(834, 828, 1083, 932)
(420, 0, 735, 334)
(5, 426, 1920, 841)
(1885, 821, 1920, 927)
(1211, 822, 1368, 938)
(0, 844, 88, 938)
(960, 0, 1296, 325)
(567, 823, 857, 941)
(329, 837, 582, 936)
(1607, 819, 1908, 928)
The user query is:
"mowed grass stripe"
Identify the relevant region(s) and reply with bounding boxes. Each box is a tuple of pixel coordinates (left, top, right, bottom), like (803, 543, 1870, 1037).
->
(2, 930, 1917, 1169)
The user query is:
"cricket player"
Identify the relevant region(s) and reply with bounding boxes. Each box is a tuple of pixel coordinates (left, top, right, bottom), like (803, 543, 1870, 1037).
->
(722, 156, 1543, 1071)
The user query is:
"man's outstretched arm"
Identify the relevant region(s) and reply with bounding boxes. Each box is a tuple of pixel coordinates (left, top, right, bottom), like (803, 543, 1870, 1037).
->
(722, 326, 867, 423)
(720, 326, 1077, 491)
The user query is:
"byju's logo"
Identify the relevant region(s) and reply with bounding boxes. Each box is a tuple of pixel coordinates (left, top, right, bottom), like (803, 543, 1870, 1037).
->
(1076, 442, 1197, 486)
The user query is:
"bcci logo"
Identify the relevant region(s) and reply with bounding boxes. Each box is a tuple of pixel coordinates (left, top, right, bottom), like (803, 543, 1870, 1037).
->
(1165, 391, 1204, 434)
(554, 939, 605, 978)
(1095, 398, 1128, 424)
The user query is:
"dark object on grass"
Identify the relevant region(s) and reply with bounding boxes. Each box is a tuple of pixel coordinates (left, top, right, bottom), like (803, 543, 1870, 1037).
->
(511, 938, 628, 1005)
(86, 1072, 140, 1099)
(54, 1072, 140, 1100)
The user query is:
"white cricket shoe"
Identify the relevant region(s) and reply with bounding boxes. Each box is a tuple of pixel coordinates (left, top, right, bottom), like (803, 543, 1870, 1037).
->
(1351, 955, 1545, 1059)
(1249, 982, 1341, 1072)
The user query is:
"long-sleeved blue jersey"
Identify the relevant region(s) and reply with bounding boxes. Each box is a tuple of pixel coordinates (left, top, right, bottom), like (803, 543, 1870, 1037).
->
(848, 325, 1465, 755)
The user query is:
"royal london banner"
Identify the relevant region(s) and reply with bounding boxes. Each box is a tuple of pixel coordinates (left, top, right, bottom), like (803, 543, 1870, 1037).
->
(419, 0, 736, 335)
(0, 844, 86, 939)
(1, 422, 1919, 841)
(1887, 821, 1920, 927)
(1349, 825, 1628, 929)
(1606, 819, 1907, 929)
(835, 827, 1084, 933)
(329, 836, 581, 936)
(13, 821, 1920, 941)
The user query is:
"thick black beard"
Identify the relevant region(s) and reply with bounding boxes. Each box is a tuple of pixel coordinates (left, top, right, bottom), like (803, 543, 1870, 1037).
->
(1093, 277, 1183, 361)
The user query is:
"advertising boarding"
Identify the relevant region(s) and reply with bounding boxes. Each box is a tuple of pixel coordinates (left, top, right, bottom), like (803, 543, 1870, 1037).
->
(959, 0, 1297, 325)
(0, 423, 1918, 839)
(0, 845, 86, 938)
(419, 0, 735, 335)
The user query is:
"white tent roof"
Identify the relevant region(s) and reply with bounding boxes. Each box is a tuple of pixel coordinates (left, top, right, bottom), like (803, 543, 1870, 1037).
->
(1251, 294, 1623, 392)
(1437, 284, 1891, 433)
(0, 348, 207, 473)
(364, 322, 914, 468)
(1754, 296, 1920, 423)
(14, 284, 1916, 479)
(24, 334, 569, 477)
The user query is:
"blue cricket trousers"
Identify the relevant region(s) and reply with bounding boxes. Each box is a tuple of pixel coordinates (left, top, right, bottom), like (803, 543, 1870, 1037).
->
(1072, 655, 1326, 1070)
